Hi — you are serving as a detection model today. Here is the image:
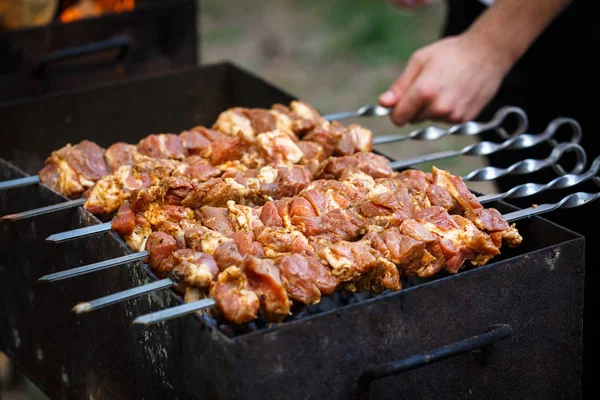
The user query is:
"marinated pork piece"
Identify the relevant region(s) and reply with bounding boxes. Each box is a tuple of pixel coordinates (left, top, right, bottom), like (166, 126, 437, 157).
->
(158, 220, 187, 251)
(432, 166, 482, 212)
(112, 202, 136, 236)
(256, 130, 304, 165)
(183, 223, 230, 256)
(213, 101, 323, 139)
(212, 107, 256, 139)
(243, 256, 291, 322)
(315, 152, 392, 180)
(179, 127, 225, 157)
(165, 249, 219, 289)
(137, 133, 187, 160)
(144, 232, 177, 273)
(277, 254, 322, 304)
(104, 142, 145, 171)
(464, 208, 523, 248)
(174, 156, 221, 182)
(39, 140, 110, 199)
(210, 266, 260, 325)
(212, 107, 298, 140)
(180, 164, 313, 209)
(84, 157, 177, 215)
(85, 156, 220, 216)
(322, 239, 379, 281)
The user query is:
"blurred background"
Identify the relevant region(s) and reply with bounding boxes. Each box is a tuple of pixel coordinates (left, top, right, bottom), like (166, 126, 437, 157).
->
(0, 1, 495, 398)
(200, 0, 495, 193)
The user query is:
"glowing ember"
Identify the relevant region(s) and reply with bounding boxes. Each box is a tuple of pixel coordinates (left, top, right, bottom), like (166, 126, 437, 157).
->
(59, 0, 135, 23)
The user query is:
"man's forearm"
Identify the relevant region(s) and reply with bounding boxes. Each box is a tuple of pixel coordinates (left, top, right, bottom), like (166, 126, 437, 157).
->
(465, 0, 572, 68)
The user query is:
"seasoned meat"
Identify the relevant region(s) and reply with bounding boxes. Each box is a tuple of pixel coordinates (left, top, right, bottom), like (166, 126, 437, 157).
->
(174, 156, 222, 182)
(39, 140, 109, 199)
(432, 166, 482, 212)
(166, 250, 219, 289)
(112, 201, 136, 236)
(137, 134, 186, 160)
(210, 266, 260, 325)
(179, 129, 213, 157)
(277, 254, 322, 304)
(244, 256, 291, 322)
(144, 232, 177, 274)
(104, 142, 144, 170)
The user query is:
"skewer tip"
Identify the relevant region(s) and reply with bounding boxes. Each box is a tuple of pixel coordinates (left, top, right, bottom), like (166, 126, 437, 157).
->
(0, 214, 14, 222)
(131, 315, 153, 325)
(45, 234, 60, 243)
(73, 302, 92, 314)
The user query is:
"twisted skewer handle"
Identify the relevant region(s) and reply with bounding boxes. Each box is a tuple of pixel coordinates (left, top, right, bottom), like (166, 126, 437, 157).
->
(504, 190, 600, 222)
(373, 106, 527, 145)
(388, 117, 581, 171)
(462, 143, 587, 182)
(479, 156, 600, 204)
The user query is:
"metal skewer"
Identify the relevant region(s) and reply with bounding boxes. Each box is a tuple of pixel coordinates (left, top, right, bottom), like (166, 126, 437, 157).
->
(479, 156, 600, 204)
(2, 109, 526, 223)
(44, 143, 584, 244)
(38, 251, 148, 282)
(73, 277, 174, 313)
(133, 298, 216, 325)
(128, 188, 600, 326)
(372, 106, 527, 145)
(323, 105, 393, 121)
(0, 175, 40, 191)
(461, 143, 587, 182)
(388, 117, 581, 171)
(502, 190, 600, 222)
(46, 222, 112, 243)
(1, 198, 86, 222)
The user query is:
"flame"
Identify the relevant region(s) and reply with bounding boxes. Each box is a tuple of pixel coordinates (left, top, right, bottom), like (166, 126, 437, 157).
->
(59, 0, 135, 23)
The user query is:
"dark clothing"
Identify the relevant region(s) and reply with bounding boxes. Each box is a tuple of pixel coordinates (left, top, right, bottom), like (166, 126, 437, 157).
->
(442, 0, 598, 396)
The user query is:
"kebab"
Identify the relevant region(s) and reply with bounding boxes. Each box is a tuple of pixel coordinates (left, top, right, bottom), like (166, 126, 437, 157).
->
(3, 103, 374, 220)
(0, 99, 363, 197)
(4, 110, 577, 223)
(82, 125, 372, 217)
(75, 162, 516, 293)
(72, 165, 522, 324)
(45, 145, 591, 285)
(0, 103, 532, 196)
(45, 137, 585, 244)
(60, 155, 600, 323)
(79, 182, 600, 328)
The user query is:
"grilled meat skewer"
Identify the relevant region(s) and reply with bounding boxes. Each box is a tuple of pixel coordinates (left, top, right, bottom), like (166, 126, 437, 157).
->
(7, 112, 372, 221)
(100, 166, 520, 322)
(7, 100, 370, 198)
(102, 165, 521, 324)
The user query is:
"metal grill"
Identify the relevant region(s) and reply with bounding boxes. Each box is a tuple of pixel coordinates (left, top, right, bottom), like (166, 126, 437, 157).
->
(0, 63, 587, 399)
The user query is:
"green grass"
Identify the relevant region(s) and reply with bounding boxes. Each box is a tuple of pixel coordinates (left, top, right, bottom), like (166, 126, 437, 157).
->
(305, 0, 442, 66)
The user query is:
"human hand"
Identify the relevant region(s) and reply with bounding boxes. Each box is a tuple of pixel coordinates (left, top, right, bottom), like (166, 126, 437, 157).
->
(378, 33, 513, 125)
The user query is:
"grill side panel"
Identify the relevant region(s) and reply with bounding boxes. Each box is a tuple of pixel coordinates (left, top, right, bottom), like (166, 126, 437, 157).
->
(228, 235, 583, 400)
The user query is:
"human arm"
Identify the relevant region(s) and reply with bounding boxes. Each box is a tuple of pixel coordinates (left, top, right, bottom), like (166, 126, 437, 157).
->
(379, 0, 573, 125)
